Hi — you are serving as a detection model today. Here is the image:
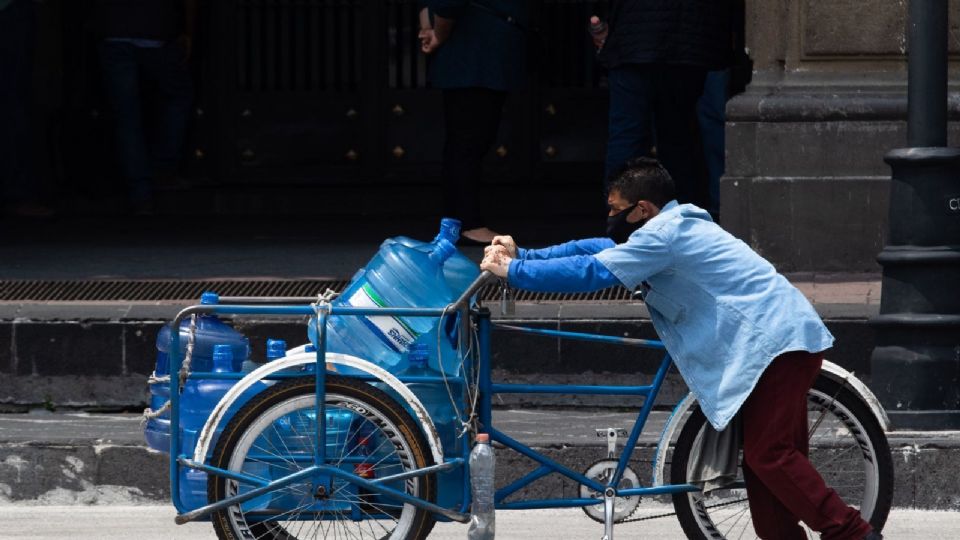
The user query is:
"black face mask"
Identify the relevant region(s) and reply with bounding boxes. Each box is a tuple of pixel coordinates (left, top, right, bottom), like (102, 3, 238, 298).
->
(606, 203, 644, 243)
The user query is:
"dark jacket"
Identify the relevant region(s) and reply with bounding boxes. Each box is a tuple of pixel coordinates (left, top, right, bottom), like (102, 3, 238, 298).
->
(94, 0, 181, 41)
(599, 0, 731, 70)
(426, 0, 528, 91)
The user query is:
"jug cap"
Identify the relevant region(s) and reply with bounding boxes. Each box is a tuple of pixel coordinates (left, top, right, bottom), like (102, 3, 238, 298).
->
(266, 339, 287, 360)
(439, 218, 462, 240)
(200, 291, 220, 305)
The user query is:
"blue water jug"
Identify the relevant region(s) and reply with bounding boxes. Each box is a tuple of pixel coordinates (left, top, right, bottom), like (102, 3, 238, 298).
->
(397, 344, 465, 510)
(308, 235, 460, 372)
(400, 344, 460, 452)
(144, 294, 267, 511)
(145, 292, 251, 454)
(153, 292, 250, 376)
(391, 217, 481, 296)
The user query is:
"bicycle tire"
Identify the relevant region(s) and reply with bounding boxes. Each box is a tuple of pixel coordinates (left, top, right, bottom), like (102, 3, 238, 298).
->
(670, 374, 893, 540)
(208, 375, 437, 540)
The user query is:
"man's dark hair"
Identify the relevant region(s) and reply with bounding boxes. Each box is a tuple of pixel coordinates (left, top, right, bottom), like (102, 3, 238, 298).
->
(607, 157, 676, 208)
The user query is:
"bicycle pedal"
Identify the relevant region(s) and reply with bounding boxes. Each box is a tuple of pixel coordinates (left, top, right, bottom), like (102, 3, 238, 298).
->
(594, 428, 628, 438)
(595, 428, 628, 458)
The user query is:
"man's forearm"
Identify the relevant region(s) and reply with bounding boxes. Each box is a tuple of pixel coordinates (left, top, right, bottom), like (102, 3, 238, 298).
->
(519, 238, 616, 260)
(508, 255, 621, 293)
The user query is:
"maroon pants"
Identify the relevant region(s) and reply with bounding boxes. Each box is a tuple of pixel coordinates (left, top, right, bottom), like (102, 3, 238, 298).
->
(741, 350, 873, 540)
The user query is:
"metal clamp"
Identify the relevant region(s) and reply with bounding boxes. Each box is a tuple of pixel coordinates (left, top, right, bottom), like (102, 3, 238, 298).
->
(499, 279, 515, 316)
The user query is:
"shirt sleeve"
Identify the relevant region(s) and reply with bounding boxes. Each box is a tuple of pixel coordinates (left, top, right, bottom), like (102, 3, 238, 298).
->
(427, 0, 468, 18)
(593, 228, 672, 289)
(517, 238, 616, 260)
(507, 255, 623, 293)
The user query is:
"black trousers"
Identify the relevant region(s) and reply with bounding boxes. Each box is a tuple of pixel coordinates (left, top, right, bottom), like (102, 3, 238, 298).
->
(0, 0, 38, 206)
(605, 64, 710, 214)
(442, 88, 507, 230)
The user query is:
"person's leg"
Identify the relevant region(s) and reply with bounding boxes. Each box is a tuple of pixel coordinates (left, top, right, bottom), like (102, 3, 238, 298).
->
(441, 87, 506, 235)
(604, 65, 654, 182)
(742, 461, 808, 540)
(652, 64, 711, 215)
(98, 41, 152, 206)
(741, 351, 874, 540)
(697, 69, 729, 218)
(0, 0, 39, 209)
(138, 42, 194, 177)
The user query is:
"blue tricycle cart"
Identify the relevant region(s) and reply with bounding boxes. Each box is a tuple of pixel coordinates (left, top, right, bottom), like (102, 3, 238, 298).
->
(145, 227, 894, 540)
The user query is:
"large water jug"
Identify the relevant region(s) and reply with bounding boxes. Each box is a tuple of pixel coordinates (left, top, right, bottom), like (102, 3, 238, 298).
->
(399, 344, 461, 452)
(144, 293, 267, 511)
(308, 235, 460, 372)
(144, 292, 250, 454)
(397, 344, 465, 510)
(391, 218, 480, 295)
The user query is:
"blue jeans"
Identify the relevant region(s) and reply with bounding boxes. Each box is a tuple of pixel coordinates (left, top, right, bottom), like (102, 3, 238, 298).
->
(0, 0, 38, 206)
(98, 40, 193, 203)
(605, 64, 710, 214)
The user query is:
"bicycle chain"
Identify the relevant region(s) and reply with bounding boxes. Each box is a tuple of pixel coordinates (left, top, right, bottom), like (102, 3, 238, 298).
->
(618, 496, 748, 524)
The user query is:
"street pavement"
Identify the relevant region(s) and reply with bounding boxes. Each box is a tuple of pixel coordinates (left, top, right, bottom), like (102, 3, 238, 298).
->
(0, 504, 958, 539)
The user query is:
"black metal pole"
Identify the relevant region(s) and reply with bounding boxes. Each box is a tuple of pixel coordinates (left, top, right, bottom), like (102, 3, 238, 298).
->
(906, 0, 947, 148)
(870, 0, 960, 430)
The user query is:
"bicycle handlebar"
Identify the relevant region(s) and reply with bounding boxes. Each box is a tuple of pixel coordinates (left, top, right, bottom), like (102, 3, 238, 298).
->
(452, 270, 498, 310)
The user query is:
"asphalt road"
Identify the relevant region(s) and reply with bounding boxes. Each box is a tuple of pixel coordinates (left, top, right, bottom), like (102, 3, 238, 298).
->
(1, 505, 958, 539)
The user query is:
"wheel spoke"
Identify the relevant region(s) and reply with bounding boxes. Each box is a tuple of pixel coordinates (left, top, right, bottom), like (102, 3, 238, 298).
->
(209, 377, 434, 540)
(673, 382, 890, 540)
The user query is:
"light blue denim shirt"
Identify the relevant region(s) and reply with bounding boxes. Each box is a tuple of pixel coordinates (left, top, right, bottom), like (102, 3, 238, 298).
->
(594, 201, 834, 430)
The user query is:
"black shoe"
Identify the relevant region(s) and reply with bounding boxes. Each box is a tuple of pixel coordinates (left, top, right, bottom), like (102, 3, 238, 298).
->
(864, 531, 883, 540)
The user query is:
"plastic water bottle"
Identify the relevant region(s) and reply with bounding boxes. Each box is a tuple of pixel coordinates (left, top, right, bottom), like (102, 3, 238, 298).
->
(468, 433, 495, 540)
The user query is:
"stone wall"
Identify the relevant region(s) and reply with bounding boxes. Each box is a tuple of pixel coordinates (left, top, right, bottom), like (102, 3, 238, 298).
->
(723, 0, 960, 272)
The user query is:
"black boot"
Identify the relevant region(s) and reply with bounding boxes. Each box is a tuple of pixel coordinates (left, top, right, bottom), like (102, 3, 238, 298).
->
(864, 531, 883, 540)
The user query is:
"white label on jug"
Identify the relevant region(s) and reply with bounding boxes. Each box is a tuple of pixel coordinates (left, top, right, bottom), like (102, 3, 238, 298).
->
(347, 284, 419, 353)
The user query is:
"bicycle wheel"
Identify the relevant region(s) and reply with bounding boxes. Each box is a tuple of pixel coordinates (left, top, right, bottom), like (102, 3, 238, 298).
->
(208, 375, 437, 540)
(671, 375, 893, 540)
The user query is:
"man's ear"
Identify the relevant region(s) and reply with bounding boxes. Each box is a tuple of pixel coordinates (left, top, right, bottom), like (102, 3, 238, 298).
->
(628, 200, 657, 223)
(636, 200, 661, 220)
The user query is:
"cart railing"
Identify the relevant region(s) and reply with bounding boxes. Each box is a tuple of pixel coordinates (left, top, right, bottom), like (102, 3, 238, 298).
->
(167, 273, 497, 523)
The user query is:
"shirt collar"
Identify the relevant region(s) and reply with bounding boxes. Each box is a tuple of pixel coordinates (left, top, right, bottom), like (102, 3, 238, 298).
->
(644, 200, 679, 227)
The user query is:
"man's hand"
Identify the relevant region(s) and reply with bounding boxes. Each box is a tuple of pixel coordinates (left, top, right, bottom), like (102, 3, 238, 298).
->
(488, 235, 518, 258)
(588, 16, 608, 50)
(481, 245, 512, 278)
(419, 14, 454, 55)
(419, 28, 442, 54)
